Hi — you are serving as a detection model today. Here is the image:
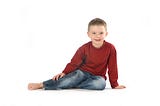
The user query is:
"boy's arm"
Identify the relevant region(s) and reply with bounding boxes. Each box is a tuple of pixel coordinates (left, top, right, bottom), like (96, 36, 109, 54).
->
(108, 45, 119, 88)
(52, 47, 84, 80)
(62, 47, 85, 74)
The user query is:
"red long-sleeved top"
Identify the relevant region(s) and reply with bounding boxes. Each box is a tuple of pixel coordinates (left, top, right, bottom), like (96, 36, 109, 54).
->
(62, 41, 119, 88)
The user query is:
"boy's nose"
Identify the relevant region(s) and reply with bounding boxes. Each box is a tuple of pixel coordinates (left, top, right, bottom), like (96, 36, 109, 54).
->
(96, 34, 101, 37)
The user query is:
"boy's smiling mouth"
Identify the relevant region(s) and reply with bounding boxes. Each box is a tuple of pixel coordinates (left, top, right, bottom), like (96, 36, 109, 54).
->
(94, 39, 101, 42)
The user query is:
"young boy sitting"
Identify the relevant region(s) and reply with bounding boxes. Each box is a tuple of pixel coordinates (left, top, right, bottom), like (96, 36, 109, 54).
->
(28, 18, 126, 90)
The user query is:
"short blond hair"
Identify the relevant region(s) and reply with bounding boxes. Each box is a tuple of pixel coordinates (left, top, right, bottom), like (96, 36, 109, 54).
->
(88, 18, 107, 31)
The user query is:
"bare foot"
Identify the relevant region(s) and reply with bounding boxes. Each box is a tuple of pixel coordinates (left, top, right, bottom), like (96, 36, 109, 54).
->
(28, 83, 43, 90)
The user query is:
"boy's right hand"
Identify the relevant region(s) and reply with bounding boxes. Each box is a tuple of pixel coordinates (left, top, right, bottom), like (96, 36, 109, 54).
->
(52, 73, 66, 80)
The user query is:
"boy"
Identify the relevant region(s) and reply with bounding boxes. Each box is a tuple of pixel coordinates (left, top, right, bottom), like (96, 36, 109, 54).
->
(28, 18, 125, 90)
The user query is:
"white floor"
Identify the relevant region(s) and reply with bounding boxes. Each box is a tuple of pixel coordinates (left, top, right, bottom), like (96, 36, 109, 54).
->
(0, 79, 159, 106)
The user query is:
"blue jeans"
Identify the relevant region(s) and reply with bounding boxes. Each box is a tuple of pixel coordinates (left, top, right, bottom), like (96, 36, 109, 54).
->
(43, 69, 106, 90)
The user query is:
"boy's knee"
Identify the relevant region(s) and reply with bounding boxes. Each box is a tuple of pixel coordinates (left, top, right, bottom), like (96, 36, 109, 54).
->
(94, 82, 106, 90)
(97, 83, 106, 90)
(92, 77, 106, 90)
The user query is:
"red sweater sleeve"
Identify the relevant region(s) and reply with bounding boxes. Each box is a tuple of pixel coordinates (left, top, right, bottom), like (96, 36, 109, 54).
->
(62, 47, 84, 74)
(108, 45, 119, 88)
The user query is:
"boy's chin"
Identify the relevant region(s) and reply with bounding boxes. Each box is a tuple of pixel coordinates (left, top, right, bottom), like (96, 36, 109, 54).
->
(93, 40, 103, 43)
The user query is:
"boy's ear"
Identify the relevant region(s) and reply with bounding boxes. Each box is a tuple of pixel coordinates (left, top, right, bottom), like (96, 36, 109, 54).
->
(105, 32, 108, 36)
(87, 32, 90, 37)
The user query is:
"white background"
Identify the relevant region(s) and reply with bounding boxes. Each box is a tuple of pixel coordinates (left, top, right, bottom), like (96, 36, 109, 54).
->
(0, 0, 160, 106)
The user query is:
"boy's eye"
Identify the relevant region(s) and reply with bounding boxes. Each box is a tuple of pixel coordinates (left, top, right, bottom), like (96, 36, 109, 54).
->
(100, 32, 103, 34)
(92, 32, 96, 34)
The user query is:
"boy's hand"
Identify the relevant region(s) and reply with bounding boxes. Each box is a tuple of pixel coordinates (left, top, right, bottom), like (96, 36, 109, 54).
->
(114, 85, 126, 89)
(52, 73, 66, 80)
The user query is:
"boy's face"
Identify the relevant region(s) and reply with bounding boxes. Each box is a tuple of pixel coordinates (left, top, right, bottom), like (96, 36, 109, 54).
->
(88, 25, 108, 48)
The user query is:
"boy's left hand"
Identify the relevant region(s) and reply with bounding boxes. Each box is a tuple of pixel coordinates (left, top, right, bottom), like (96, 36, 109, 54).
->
(114, 85, 126, 89)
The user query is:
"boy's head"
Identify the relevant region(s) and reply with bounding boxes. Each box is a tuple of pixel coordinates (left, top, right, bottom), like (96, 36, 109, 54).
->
(88, 18, 107, 32)
(87, 18, 108, 48)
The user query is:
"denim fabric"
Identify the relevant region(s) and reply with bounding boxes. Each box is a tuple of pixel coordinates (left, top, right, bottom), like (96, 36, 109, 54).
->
(43, 69, 106, 90)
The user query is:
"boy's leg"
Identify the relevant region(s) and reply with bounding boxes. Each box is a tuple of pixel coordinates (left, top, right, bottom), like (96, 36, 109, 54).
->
(43, 70, 87, 90)
(77, 76, 106, 90)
